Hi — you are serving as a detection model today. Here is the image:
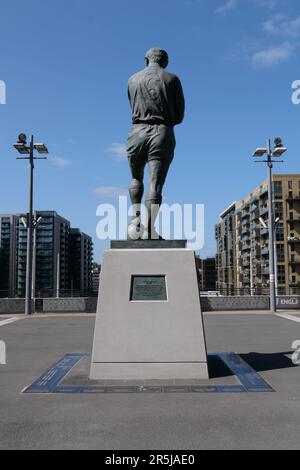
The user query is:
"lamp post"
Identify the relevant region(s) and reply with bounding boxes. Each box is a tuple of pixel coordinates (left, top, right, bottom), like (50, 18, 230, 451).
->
(253, 138, 287, 312)
(13, 134, 48, 315)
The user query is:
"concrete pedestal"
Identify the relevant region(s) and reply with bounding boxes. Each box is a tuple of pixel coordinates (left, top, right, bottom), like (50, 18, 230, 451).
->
(90, 242, 208, 380)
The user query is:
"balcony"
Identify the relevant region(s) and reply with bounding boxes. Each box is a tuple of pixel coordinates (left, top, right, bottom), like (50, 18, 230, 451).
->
(242, 244, 251, 251)
(286, 209, 300, 220)
(286, 195, 300, 201)
(260, 206, 268, 216)
(289, 259, 300, 265)
(250, 195, 258, 204)
(260, 187, 268, 197)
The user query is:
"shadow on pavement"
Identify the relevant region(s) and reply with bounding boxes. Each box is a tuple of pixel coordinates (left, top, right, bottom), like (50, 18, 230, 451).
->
(239, 351, 297, 373)
(208, 351, 297, 379)
(208, 354, 233, 378)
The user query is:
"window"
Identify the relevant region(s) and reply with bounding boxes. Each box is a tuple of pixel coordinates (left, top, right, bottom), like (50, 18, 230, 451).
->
(277, 252, 285, 262)
(274, 201, 283, 219)
(274, 181, 282, 198)
(277, 245, 284, 262)
(276, 223, 284, 241)
(288, 181, 293, 189)
(276, 232, 284, 241)
(290, 223, 294, 230)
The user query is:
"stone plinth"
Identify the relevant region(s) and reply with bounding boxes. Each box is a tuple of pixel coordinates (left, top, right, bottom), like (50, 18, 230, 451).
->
(90, 242, 208, 380)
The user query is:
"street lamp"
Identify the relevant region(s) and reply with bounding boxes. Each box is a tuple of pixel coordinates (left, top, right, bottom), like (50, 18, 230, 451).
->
(258, 217, 280, 297)
(13, 134, 48, 315)
(252, 137, 287, 312)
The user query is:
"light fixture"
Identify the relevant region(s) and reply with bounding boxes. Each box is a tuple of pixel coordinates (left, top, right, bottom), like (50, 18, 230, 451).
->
(20, 216, 27, 228)
(253, 148, 267, 157)
(18, 133, 27, 144)
(34, 143, 48, 154)
(13, 143, 29, 154)
(272, 146, 287, 157)
(259, 217, 268, 229)
(272, 137, 287, 157)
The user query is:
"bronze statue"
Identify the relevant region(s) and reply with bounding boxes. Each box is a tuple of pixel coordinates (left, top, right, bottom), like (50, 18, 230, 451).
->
(127, 48, 185, 239)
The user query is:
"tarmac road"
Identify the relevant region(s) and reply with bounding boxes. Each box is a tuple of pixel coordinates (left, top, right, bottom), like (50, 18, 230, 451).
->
(0, 312, 299, 450)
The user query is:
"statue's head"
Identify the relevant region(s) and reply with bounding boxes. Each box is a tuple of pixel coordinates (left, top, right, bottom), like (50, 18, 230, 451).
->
(145, 48, 169, 69)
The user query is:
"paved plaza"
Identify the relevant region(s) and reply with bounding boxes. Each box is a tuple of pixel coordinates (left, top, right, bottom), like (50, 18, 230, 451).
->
(0, 311, 299, 450)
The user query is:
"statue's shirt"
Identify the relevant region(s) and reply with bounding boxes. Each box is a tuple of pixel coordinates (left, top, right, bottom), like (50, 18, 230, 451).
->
(128, 63, 185, 127)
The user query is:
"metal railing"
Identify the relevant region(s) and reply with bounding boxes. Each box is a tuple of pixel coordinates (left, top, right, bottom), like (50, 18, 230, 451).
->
(200, 287, 300, 296)
(0, 289, 98, 298)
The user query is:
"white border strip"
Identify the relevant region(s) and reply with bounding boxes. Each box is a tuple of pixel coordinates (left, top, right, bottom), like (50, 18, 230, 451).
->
(276, 313, 300, 324)
(0, 317, 22, 327)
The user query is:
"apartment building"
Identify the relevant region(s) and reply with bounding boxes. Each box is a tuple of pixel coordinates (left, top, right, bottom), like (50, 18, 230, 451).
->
(91, 262, 101, 294)
(215, 203, 237, 292)
(216, 174, 300, 293)
(69, 228, 93, 295)
(0, 211, 93, 297)
(0, 215, 18, 296)
(196, 257, 217, 291)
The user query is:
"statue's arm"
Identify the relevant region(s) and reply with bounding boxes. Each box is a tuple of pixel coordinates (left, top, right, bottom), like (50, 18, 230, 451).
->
(174, 77, 185, 125)
(127, 81, 132, 106)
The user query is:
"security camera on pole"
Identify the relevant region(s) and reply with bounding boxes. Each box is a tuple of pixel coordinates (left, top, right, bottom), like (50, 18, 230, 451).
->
(252, 137, 287, 313)
(13, 134, 49, 315)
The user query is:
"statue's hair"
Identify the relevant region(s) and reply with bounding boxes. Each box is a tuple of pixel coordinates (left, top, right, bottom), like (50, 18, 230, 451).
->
(145, 48, 169, 68)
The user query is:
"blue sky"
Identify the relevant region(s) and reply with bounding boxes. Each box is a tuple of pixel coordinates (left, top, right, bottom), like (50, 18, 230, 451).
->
(1, 0, 300, 262)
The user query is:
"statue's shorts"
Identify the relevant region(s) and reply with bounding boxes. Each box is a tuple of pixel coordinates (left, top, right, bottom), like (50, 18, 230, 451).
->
(127, 123, 176, 171)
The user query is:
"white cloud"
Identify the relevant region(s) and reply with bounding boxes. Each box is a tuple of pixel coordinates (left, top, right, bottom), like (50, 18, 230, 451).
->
(252, 41, 294, 67)
(66, 138, 77, 145)
(94, 186, 127, 197)
(262, 14, 300, 37)
(215, 0, 289, 16)
(105, 143, 127, 161)
(215, 0, 237, 14)
(49, 156, 72, 167)
(254, 0, 287, 9)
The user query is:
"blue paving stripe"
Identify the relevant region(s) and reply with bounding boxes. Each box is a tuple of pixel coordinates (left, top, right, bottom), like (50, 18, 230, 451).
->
(54, 386, 102, 394)
(191, 385, 246, 393)
(23, 353, 88, 393)
(22, 352, 274, 394)
(217, 352, 274, 392)
(53, 385, 246, 393)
